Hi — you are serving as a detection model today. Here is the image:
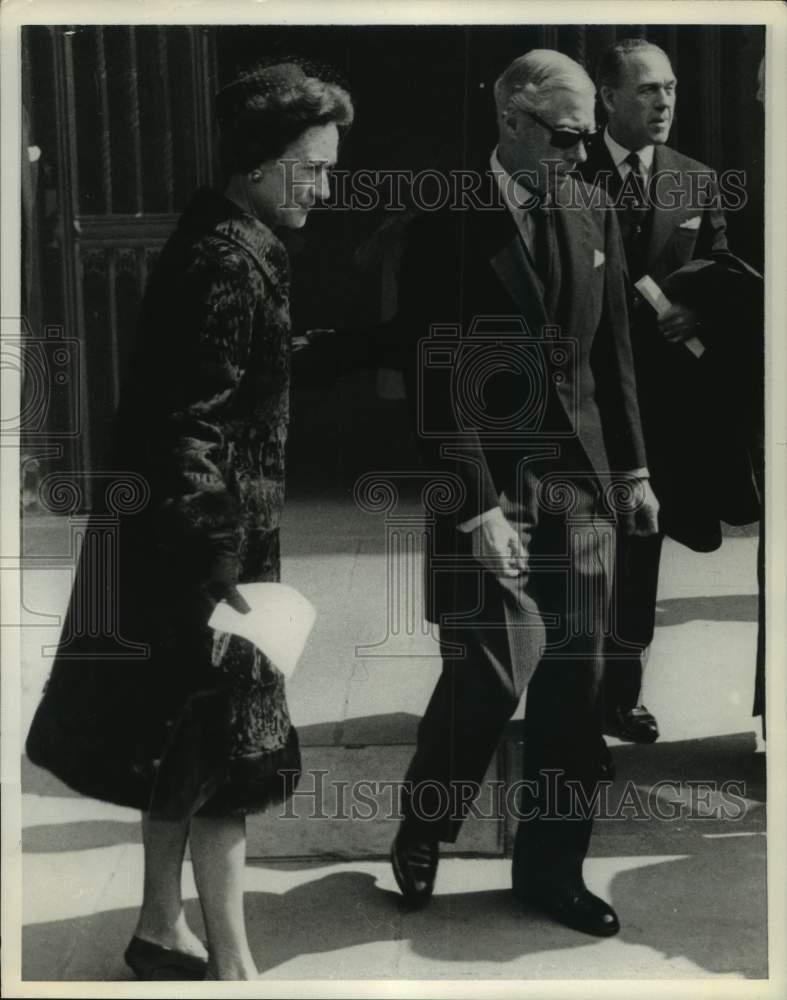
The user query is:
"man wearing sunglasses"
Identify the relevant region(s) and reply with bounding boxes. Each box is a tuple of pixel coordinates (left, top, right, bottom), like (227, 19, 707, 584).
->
(391, 49, 657, 938)
(578, 39, 761, 749)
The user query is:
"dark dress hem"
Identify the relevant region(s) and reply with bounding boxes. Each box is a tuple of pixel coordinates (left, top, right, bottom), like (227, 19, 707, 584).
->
(26, 722, 302, 818)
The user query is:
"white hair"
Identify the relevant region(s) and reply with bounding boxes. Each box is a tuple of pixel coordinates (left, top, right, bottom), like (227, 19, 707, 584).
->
(494, 49, 595, 123)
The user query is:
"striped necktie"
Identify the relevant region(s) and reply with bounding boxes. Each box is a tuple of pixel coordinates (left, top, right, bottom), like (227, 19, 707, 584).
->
(623, 151, 651, 277)
(624, 150, 648, 208)
(532, 199, 560, 304)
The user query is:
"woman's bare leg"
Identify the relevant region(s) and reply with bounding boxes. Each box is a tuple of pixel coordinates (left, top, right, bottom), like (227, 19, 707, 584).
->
(133, 814, 208, 958)
(189, 814, 258, 980)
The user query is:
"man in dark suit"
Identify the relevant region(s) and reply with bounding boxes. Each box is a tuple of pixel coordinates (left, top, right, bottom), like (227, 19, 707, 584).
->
(390, 49, 659, 937)
(579, 38, 760, 744)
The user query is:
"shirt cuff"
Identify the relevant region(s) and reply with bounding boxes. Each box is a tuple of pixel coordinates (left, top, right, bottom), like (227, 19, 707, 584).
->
(457, 507, 503, 533)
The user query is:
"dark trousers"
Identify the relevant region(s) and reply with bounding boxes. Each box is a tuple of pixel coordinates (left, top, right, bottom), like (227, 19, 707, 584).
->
(402, 480, 612, 884)
(602, 527, 664, 716)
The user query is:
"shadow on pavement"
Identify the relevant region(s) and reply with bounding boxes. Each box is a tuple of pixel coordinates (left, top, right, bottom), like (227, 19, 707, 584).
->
(246, 872, 601, 974)
(23, 906, 138, 982)
(654, 594, 758, 625)
(24, 847, 765, 981)
(605, 834, 767, 978)
(23, 820, 141, 854)
(21, 732, 767, 980)
(241, 829, 766, 978)
(22, 754, 81, 798)
(608, 730, 765, 794)
(22, 899, 206, 982)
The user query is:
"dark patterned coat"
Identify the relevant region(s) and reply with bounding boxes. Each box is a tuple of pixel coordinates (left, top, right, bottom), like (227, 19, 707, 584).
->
(26, 188, 301, 816)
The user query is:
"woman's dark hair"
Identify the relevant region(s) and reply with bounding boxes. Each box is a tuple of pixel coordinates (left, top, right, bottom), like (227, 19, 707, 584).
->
(216, 57, 354, 173)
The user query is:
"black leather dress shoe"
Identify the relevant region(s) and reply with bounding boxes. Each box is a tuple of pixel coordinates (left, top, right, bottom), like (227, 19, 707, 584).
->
(514, 880, 620, 937)
(391, 829, 439, 907)
(604, 705, 659, 744)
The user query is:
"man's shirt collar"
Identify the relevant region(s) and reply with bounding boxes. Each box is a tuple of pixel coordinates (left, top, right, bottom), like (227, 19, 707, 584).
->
(603, 127, 655, 173)
(490, 148, 546, 214)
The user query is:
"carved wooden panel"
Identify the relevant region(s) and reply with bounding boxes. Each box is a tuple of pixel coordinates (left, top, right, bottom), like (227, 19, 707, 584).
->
(22, 25, 217, 502)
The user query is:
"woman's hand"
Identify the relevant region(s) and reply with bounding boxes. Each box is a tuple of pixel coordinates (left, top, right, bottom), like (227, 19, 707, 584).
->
(201, 534, 250, 617)
(292, 328, 335, 355)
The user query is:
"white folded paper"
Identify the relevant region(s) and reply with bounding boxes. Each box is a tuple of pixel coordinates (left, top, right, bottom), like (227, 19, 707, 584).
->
(634, 274, 705, 359)
(208, 582, 316, 677)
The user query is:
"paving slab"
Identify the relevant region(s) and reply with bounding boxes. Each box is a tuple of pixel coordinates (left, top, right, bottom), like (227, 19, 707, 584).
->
(20, 855, 767, 981)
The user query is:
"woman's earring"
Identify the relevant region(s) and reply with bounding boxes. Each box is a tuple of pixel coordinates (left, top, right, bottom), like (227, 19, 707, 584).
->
(250, 170, 262, 182)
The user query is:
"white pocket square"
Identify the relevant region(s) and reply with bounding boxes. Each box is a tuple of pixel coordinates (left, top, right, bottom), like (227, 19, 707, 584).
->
(594, 249, 605, 268)
(679, 216, 701, 230)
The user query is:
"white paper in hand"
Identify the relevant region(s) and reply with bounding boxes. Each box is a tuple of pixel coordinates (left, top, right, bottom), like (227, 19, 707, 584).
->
(635, 274, 705, 358)
(208, 583, 316, 678)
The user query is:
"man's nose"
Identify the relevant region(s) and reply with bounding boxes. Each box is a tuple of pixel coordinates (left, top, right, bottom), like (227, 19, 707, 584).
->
(569, 139, 589, 165)
(314, 173, 331, 203)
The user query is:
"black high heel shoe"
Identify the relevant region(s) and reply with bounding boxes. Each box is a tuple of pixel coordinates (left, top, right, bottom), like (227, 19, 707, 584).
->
(124, 936, 208, 980)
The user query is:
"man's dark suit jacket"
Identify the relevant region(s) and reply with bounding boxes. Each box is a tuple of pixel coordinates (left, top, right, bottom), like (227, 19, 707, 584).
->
(397, 172, 647, 629)
(579, 139, 762, 551)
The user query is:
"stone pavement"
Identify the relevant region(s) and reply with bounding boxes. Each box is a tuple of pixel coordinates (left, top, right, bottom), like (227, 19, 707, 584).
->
(15, 502, 772, 988)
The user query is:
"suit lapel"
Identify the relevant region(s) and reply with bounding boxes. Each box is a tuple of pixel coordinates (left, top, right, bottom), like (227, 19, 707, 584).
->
(474, 195, 550, 335)
(473, 178, 597, 439)
(583, 139, 642, 255)
(554, 189, 596, 330)
(646, 145, 688, 271)
(488, 236, 550, 334)
(584, 139, 623, 200)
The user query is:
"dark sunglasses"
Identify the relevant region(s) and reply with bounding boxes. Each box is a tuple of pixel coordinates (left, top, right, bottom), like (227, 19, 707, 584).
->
(524, 109, 596, 150)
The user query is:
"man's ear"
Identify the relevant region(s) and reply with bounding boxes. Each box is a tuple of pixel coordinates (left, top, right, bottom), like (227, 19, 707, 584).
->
(599, 85, 616, 117)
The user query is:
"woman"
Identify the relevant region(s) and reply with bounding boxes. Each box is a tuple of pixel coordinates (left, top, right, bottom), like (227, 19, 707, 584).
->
(26, 60, 354, 981)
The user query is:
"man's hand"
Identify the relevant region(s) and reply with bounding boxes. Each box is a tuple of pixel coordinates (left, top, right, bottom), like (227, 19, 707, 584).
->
(619, 477, 660, 537)
(658, 302, 700, 344)
(469, 508, 528, 580)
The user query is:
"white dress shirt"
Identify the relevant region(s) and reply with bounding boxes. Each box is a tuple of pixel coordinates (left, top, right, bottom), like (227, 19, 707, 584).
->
(490, 147, 540, 255)
(603, 128, 655, 184)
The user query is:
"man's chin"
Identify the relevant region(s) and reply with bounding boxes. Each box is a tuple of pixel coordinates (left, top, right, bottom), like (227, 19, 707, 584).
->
(649, 123, 671, 143)
(279, 209, 310, 230)
(548, 171, 571, 193)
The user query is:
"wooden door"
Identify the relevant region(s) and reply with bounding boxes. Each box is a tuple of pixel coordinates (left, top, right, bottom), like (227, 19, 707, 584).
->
(22, 25, 218, 507)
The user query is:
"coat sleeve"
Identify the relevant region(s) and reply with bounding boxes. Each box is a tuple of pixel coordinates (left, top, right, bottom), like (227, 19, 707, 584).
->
(123, 245, 258, 609)
(591, 206, 649, 474)
(696, 171, 729, 258)
(662, 170, 729, 316)
(395, 215, 501, 524)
